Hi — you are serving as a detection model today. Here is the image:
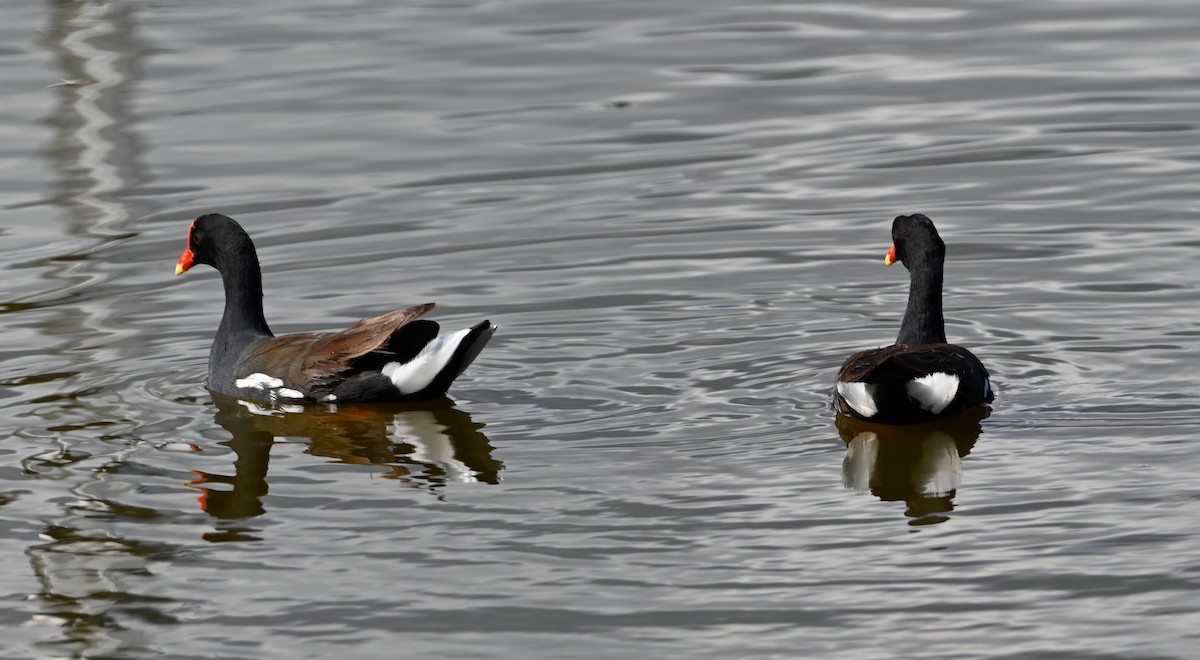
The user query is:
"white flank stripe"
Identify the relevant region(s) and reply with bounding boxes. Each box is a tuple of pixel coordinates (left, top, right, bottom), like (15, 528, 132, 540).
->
(837, 381, 878, 418)
(382, 328, 472, 395)
(906, 373, 960, 414)
(235, 373, 284, 390)
(236, 373, 306, 402)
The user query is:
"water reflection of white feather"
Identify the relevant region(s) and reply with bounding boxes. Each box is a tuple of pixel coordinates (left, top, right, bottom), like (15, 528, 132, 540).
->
(912, 432, 961, 497)
(835, 411, 985, 522)
(841, 428, 968, 500)
(236, 399, 306, 416)
(842, 431, 879, 492)
(189, 396, 501, 520)
(392, 412, 478, 484)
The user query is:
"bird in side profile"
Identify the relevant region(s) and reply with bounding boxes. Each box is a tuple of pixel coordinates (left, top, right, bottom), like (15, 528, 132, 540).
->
(175, 213, 495, 404)
(834, 214, 993, 425)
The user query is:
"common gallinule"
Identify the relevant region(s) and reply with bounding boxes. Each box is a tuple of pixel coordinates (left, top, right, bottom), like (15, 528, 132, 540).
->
(834, 214, 993, 424)
(176, 213, 495, 404)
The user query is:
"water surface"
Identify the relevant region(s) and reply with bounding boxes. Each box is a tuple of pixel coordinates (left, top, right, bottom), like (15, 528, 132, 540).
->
(2, 1, 1198, 658)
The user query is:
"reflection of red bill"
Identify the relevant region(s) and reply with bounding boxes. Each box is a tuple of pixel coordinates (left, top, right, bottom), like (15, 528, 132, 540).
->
(184, 469, 208, 486)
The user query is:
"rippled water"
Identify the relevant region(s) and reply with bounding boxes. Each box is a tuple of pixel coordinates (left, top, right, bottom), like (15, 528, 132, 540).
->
(2, 1, 1198, 657)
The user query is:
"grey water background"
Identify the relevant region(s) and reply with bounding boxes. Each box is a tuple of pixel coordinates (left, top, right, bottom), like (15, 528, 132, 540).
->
(2, 0, 1198, 657)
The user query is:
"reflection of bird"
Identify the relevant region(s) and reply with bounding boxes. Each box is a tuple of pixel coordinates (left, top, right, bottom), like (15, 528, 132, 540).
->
(188, 394, 502, 519)
(836, 411, 984, 522)
(175, 213, 496, 403)
(835, 214, 993, 424)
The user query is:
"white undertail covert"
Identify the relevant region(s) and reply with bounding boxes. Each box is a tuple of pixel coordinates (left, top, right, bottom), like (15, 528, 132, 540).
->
(382, 328, 472, 394)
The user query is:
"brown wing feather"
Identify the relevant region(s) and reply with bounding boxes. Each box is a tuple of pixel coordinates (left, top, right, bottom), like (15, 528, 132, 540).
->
(306, 302, 436, 364)
(837, 345, 909, 383)
(837, 343, 986, 384)
(237, 303, 436, 393)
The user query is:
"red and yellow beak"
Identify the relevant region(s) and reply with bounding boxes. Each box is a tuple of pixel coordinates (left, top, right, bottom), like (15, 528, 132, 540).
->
(176, 218, 197, 275)
(175, 246, 194, 275)
(884, 244, 897, 267)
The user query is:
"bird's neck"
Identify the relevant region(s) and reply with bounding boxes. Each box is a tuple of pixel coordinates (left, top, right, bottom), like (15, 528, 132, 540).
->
(217, 256, 271, 336)
(896, 259, 946, 346)
(210, 257, 273, 378)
